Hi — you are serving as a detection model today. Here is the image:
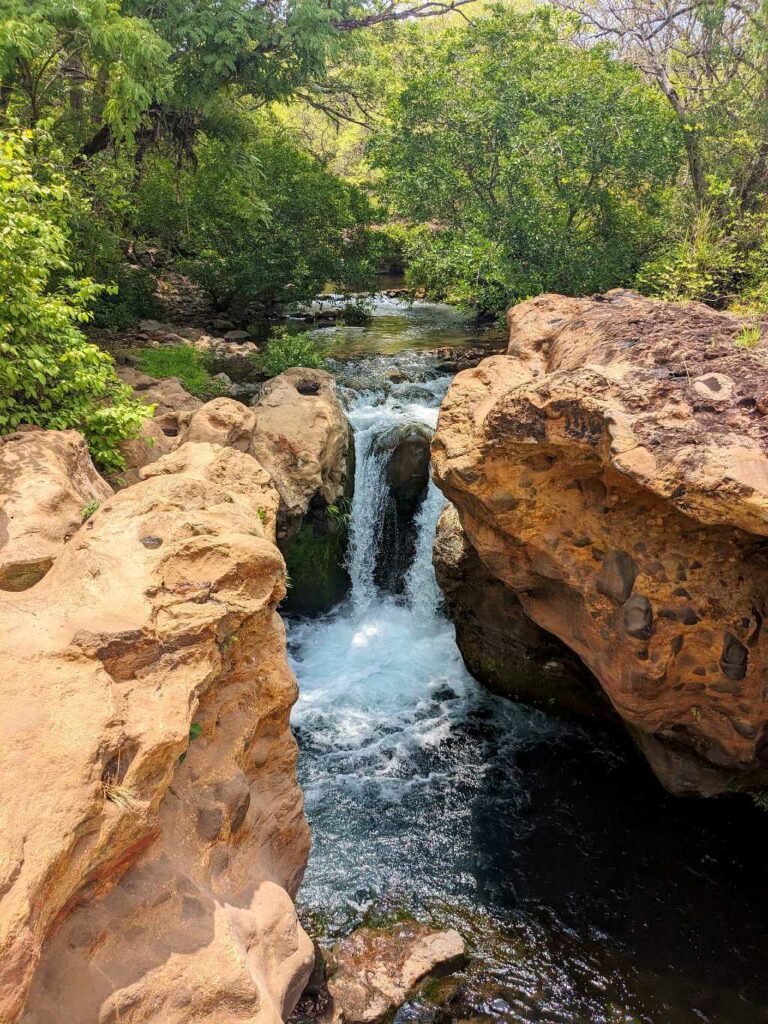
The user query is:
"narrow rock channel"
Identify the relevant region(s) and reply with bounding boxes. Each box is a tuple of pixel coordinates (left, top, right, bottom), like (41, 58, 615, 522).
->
(287, 297, 768, 1024)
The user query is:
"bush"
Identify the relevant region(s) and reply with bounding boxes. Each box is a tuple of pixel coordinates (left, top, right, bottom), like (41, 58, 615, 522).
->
(136, 118, 379, 310)
(341, 300, 373, 325)
(256, 327, 330, 377)
(135, 346, 227, 399)
(0, 130, 147, 473)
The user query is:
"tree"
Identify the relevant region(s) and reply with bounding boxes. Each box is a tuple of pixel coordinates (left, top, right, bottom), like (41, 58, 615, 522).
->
(369, 5, 682, 312)
(552, 0, 768, 211)
(136, 115, 377, 308)
(0, 0, 478, 166)
(0, 129, 146, 471)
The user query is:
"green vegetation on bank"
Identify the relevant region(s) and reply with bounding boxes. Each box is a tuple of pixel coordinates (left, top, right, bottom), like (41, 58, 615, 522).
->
(3, 0, 768, 465)
(135, 346, 227, 400)
(0, 132, 146, 472)
(256, 327, 330, 378)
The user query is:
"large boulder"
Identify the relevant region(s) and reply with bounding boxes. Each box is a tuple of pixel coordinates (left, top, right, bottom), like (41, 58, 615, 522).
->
(181, 396, 257, 452)
(323, 923, 466, 1024)
(432, 289, 768, 796)
(0, 442, 312, 1023)
(117, 366, 202, 436)
(372, 424, 431, 594)
(0, 429, 113, 591)
(433, 505, 606, 718)
(250, 368, 354, 540)
(116, 367, 204, 484)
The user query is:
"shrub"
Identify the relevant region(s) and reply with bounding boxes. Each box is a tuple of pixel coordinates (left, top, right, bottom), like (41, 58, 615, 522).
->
(341, 300, 373, 325)
(0, 130, 147, 473)
(135, 345, 227, 399)
(638, 208, 740, 306)
(256, 327, 330, 377)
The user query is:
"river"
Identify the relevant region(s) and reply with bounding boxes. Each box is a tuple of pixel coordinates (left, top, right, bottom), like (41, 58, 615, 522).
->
(286, 295, 768, 1024)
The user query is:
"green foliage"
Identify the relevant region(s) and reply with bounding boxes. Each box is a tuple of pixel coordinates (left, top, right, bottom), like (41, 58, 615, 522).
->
(639, 204, 768, 310)
(369, 6, 682, 313)
(135, 345, 227, 399)
(256, 326, 329, 377)
(0, 129, 146, 472)
(81, 500, 100, 521)
(341, 300, 373, 325)
(638, 207, 740, 305)
(136, 119, 378, 309)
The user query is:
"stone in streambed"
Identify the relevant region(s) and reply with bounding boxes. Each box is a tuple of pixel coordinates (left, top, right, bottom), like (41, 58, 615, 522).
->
(372, 423, 432, 595)
(323, 923, 466, 1024)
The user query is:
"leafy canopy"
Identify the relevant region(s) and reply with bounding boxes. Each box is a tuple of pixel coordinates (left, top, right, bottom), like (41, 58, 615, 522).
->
(369, 5, 682, 312)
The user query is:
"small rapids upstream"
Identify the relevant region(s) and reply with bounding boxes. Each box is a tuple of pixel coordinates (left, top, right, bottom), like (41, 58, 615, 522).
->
(287, 298, 768, 1024)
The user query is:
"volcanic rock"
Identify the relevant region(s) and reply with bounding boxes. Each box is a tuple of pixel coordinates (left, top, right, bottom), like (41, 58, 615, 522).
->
(432, 289, 768, 795)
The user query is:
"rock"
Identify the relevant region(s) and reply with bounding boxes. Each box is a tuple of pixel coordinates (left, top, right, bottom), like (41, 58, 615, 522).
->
(116, 366, 202, 438)
(212, 317, 236, 333)
(433, 506, 607, 718)
(281, 515, 352, 615)
(115, 368, 203, 486)
(372, 424, 431, 594)
(117, 414, 177, 487)
(181, 396, 257, 453)
(140, 442, 281, 543)
(324, 923, 466, 1024)
(0, 442, 312, 1022)
(250, 368, 354, 539)
(0, 429, 113, 591)
(224, 330, 250, 342)
(432, 289, 768, 796)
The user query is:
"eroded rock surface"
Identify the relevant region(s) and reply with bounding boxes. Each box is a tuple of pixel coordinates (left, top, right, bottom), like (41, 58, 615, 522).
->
(323, 923, 466, 1024)
(1, 442, 312, 1022)
(250, 368, 354, 539)
(432, 289, 768, 795)
(434, 505, 606, 718)
(0, 428, 113, 591)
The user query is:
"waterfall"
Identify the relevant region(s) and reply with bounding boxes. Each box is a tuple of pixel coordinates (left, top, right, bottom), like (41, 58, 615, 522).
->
(344, 383, 445, 620)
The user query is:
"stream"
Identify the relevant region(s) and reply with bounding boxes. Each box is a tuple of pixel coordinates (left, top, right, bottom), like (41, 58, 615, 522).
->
(286, 296, 768, 1024)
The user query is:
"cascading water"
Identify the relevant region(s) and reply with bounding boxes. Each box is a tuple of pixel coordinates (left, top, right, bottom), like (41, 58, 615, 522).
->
(287, 297, 768, 1024)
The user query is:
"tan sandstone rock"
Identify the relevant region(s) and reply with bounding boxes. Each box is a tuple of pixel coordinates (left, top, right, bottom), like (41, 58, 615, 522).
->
(0, 428, 113, 591)
(182, 396, 257, 452)
(116, 367, 204, 484)
(117, 365, 202, 436)
(140, 441, 281, 543)
(324, 923, 466, 1024)
(433, 505, 607, 718)
(432, 289, 768, 796)
(250, 368, 353, 538)
(0, 442, 312, 1023)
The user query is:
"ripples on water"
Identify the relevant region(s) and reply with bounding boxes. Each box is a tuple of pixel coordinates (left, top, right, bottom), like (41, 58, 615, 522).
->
(288, 296, 768, 1024)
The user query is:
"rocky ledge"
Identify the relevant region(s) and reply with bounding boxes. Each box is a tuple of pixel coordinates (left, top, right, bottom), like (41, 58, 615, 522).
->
(432, 289, 768, 797)
(0, 379, 351, 1018)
